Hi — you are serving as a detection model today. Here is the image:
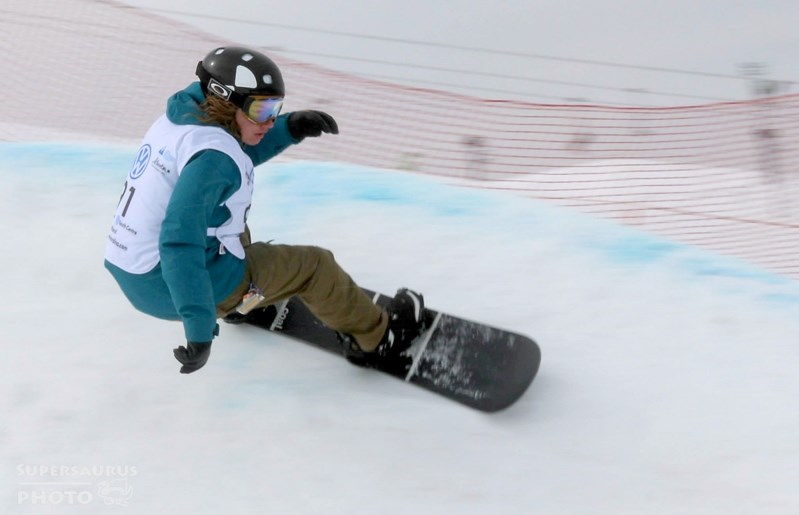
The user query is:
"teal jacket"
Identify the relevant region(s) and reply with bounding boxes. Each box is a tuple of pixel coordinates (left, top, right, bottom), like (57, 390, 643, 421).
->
(105, 82, 297, 342)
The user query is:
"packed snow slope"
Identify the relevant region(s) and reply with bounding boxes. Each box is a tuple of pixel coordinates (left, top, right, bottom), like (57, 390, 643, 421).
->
(2, 142, 798, 514)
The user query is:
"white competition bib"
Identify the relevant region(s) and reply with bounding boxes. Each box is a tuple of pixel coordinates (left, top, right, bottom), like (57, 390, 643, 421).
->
(105, 115, 254, 273)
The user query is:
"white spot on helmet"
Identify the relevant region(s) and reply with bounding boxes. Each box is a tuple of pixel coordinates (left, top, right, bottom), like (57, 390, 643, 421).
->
(241, 53, 254, 62)
(263, 74, 273, 85)
(214, 48, 224, 55)
(234, 65, 257, 88)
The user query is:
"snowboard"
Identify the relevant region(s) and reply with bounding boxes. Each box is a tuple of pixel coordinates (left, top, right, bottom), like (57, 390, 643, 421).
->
(240, 289, 541, 412)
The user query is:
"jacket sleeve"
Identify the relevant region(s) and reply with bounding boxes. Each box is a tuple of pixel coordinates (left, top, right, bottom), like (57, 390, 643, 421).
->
(244, 113, 299, 165)
(159, 150, 241, 343)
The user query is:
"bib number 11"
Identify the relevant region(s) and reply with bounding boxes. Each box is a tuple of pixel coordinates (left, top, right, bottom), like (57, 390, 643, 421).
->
(117, 181, 136, 217)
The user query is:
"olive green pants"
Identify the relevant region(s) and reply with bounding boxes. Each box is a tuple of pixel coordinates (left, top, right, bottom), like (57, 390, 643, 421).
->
(217, 242, 387, 351)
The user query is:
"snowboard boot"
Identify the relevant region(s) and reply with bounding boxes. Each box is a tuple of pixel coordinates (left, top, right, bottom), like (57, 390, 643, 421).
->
(222, 311, 250, 325)
(340, 288, 425, 372)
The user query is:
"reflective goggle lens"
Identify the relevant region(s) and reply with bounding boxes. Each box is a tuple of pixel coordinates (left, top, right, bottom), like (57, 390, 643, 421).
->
(243, 97, 284, 124)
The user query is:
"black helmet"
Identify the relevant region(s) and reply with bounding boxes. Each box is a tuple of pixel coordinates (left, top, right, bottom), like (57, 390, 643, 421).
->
(195, 46, 285, 107)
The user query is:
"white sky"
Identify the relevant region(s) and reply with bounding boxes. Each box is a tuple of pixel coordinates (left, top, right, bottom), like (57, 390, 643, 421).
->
(117, 0, 799, 105)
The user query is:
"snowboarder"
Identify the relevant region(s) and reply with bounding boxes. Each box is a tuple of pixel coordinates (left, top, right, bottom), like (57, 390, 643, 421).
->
(104, 46, 424, 374)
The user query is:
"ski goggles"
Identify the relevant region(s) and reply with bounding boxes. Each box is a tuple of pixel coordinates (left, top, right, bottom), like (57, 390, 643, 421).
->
(242, 96, 284, 124)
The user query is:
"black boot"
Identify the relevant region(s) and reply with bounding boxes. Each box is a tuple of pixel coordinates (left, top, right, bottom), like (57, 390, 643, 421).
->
(339, 288, 425, 372)
(339, 333, 372, 368)
(375, 288, 425, 359)
(222, 311, 250, 325)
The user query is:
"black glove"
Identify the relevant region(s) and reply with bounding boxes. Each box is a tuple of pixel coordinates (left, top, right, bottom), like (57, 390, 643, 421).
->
(173, 341, 212, 374)
(287, 110, 339, 140)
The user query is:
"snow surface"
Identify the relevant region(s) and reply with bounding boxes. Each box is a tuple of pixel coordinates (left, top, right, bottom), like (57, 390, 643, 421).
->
(2, 142, 799, 514)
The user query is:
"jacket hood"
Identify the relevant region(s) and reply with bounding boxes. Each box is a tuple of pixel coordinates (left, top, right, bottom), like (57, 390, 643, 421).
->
(166, 82, 211, 126)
